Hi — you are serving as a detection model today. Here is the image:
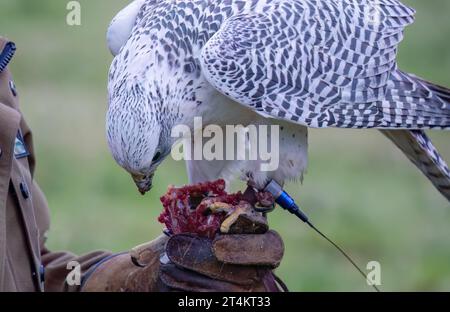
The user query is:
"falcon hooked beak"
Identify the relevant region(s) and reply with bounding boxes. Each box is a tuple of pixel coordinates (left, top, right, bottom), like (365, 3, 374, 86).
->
(131, 173, 154, 195)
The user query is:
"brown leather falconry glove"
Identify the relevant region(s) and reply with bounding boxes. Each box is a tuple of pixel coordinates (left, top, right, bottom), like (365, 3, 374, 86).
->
(81, 230, 286, 292)
(157, 230, 285, 292)
(82, 213, 286, 292)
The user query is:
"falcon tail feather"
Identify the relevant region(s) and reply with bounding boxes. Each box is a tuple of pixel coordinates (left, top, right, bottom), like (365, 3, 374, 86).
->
(381, 130, 450, 201)
(411, 74, 450, 103)
(383, 71, 450, 130)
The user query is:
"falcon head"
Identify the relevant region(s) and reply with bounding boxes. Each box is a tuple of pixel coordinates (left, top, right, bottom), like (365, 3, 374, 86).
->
(106, 111, 165, 195)
(106, 78, 173, 195)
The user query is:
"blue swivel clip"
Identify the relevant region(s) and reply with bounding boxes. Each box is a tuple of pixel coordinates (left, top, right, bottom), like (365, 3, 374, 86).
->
(264, 180, 310, 223)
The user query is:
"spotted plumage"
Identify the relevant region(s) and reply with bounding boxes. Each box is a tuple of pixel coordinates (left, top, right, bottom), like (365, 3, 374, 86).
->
(106, 0, 450, 200)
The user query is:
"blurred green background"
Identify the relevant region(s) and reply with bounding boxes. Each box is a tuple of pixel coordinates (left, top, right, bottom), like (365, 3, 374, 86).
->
(1, 0, 450, 291)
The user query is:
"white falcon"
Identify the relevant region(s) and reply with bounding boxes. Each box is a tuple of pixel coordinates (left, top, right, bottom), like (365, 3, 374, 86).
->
(106, 0, 450, 201)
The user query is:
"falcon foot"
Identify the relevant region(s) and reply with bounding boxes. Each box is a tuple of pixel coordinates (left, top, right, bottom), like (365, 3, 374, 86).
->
(242, 184, 276, 214)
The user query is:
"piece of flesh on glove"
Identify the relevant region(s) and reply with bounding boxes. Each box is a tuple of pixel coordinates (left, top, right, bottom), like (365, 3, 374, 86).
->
(158, 179, 270, 238)
(158, 179, 244, 238)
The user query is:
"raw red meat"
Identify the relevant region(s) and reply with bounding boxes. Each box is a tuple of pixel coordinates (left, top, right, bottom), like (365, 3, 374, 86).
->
(158, 179, 243, 238)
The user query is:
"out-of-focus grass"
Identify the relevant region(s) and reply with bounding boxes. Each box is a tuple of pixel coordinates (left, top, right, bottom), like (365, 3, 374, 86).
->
(0, 0, 449, 291)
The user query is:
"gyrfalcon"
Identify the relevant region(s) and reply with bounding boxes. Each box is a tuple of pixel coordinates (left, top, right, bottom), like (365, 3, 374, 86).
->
(106, 0, 450, 201)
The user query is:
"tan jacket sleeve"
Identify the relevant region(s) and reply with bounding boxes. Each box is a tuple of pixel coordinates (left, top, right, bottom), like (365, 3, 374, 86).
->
(41, 246, 112, 292)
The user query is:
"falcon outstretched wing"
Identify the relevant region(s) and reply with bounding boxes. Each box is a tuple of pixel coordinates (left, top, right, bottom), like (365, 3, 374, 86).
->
(200, 0, 450, 129)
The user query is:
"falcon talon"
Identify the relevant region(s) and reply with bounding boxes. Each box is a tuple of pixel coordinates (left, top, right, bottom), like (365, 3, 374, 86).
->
(254, 190, 276, 213)
(253, 202, 275, 214)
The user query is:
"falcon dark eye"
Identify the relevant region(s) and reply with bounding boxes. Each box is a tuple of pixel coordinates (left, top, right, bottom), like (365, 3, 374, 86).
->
(152, 151, 161, 162)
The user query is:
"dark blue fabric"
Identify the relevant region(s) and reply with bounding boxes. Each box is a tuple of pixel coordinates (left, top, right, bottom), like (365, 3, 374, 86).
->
(0, 41, 16, 73)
